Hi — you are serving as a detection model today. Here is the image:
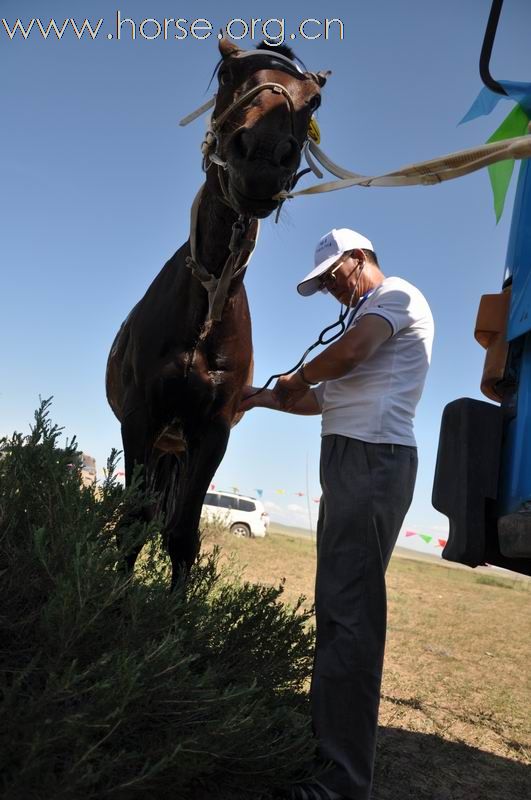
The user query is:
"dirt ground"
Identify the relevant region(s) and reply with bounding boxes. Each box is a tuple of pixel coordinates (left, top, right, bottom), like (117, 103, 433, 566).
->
(202, 526, 531, 800)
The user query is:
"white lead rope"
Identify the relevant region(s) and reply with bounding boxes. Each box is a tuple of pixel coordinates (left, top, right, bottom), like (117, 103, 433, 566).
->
(178, 79, 531, 205)
(274, 134, 531, 200)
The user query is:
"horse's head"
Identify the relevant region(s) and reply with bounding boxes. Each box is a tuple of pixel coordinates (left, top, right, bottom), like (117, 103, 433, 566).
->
(207, 40, 329, 218)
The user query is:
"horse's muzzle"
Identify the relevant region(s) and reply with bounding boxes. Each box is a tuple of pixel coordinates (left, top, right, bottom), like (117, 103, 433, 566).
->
(227, 167, 293, 217)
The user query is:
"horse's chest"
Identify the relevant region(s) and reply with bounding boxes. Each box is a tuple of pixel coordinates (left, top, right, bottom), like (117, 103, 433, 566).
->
(194, 314, 252, 380)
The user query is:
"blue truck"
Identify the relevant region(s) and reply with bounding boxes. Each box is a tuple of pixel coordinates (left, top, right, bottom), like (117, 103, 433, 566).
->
(432, 0, 531, 577)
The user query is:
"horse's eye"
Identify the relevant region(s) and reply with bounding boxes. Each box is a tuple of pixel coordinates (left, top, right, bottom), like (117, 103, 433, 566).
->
(218, 68, 230, 86)
(309, 94, 321, 111)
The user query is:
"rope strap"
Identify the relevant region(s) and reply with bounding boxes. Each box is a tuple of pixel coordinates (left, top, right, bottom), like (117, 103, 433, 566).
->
(211, 82, 295, 133)
(179, 95, 216, 127)
(275, 133, 531, 199)
(185, 184, 259, 322)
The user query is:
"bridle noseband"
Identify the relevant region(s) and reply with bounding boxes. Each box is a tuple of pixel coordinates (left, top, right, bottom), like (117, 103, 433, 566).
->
(202, 79, 299, 210)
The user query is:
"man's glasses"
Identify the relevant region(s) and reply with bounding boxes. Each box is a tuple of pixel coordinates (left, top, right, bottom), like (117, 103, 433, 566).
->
(318, 253, 351, 291)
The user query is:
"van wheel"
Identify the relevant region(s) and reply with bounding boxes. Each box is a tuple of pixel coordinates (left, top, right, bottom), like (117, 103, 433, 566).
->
(231, 523, 251, 538)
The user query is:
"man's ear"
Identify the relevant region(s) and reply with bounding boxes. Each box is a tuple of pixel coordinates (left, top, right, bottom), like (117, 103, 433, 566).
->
(218, 36, 240, 58)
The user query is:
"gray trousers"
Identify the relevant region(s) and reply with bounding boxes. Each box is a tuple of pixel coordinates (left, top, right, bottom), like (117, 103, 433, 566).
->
(311, 435, 418, 800)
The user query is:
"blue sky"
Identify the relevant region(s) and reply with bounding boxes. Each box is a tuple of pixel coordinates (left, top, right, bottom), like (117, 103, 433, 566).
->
(1, 1, 530, 554)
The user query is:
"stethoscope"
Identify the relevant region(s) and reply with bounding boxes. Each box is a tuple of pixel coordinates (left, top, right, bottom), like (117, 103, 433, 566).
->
(249, 263, 374, 397)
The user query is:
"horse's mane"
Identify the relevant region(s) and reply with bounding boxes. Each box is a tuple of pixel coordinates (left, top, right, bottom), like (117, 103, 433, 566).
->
(255, 41, 294, 60)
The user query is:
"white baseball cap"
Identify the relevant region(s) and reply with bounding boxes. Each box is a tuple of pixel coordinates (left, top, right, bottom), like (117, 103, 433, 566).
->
(297, 228, 374, 296)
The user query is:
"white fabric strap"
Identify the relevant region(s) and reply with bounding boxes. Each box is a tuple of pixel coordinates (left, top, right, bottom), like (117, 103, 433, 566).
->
(303, 141, 324, 179)
(275, 134, 531, 199)
(179, 95, 216, 127)
(307, 140, 365, 180)
(185, 183, 260, 322)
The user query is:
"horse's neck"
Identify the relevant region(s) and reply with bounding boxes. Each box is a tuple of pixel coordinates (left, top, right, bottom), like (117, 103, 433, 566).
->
(193, 187, 239, 278)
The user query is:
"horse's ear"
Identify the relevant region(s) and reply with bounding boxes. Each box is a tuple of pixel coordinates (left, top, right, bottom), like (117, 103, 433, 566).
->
(218, 36, 240, 58)
(316, 70, 332, 88)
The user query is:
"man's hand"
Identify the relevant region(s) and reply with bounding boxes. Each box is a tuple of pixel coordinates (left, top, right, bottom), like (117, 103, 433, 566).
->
(272, 371, 310, 411)
(239, 379, 321, 416)
(239, 386, 280, 412)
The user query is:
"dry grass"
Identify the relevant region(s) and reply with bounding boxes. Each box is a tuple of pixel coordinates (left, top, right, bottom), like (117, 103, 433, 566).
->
(201, 524, 531, 800)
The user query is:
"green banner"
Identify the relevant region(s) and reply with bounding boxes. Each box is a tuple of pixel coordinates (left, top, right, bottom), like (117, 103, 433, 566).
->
(487, 104, 530, 222)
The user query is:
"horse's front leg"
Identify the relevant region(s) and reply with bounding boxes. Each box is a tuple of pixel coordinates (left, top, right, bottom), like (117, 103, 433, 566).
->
(167, 417, 231, 588)
(117, 406, 156, 573)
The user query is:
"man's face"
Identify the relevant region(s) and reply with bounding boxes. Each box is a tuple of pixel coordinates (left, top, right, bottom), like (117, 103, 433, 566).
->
(319, 250, 365, 306)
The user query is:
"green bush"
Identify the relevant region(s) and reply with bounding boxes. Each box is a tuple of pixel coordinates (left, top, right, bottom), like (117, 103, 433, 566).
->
(0, 401, 315, 800)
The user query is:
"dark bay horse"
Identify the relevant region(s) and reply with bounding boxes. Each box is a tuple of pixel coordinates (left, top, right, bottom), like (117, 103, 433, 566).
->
(106, 39, 328, 585)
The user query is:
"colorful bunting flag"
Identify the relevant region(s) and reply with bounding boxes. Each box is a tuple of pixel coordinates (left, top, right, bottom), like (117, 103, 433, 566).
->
(294, 492, 305, 497)
(210, 483, 215, 490)
(460, 80, 531, 221)
(402, 530, 449, 550)
(256, 489, 263, 498)
(276, 489, 286, 495)
(487, 104, 530, 222)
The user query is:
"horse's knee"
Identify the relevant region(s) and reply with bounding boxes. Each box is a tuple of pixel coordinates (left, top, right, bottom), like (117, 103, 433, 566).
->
(167, 524, 200, 581)
(121, 411, 153, 484)
(116, 546, 141, 575)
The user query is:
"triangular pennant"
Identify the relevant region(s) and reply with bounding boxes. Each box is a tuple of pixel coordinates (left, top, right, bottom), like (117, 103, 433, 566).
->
(437, 538, 448, 548)
(405, 530, 417, 538)
(459, 80, 531, 124)
(460, 81, 531, 221)
(487, 103, 530, 222)
(420, 534, 433, 544)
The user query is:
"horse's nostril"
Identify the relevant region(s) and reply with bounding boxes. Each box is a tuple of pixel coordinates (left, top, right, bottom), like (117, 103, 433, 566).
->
(233, 128, 253, 159)
(274, 137, 298, 167)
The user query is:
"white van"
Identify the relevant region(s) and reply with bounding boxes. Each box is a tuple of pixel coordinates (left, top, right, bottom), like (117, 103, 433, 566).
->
(201, 491, 269, 537)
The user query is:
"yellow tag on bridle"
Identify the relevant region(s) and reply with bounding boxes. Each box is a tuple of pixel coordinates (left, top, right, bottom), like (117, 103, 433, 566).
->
(308, 117, 321, 144)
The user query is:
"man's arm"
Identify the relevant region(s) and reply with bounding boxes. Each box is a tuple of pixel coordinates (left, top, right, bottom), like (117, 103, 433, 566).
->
(273, 314, 392, 410)
(300, 314, 393, 383)
(239, 386, 321, 415)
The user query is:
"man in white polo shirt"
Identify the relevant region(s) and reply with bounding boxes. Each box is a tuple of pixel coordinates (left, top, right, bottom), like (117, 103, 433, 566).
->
(240, 228, 434, 800)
